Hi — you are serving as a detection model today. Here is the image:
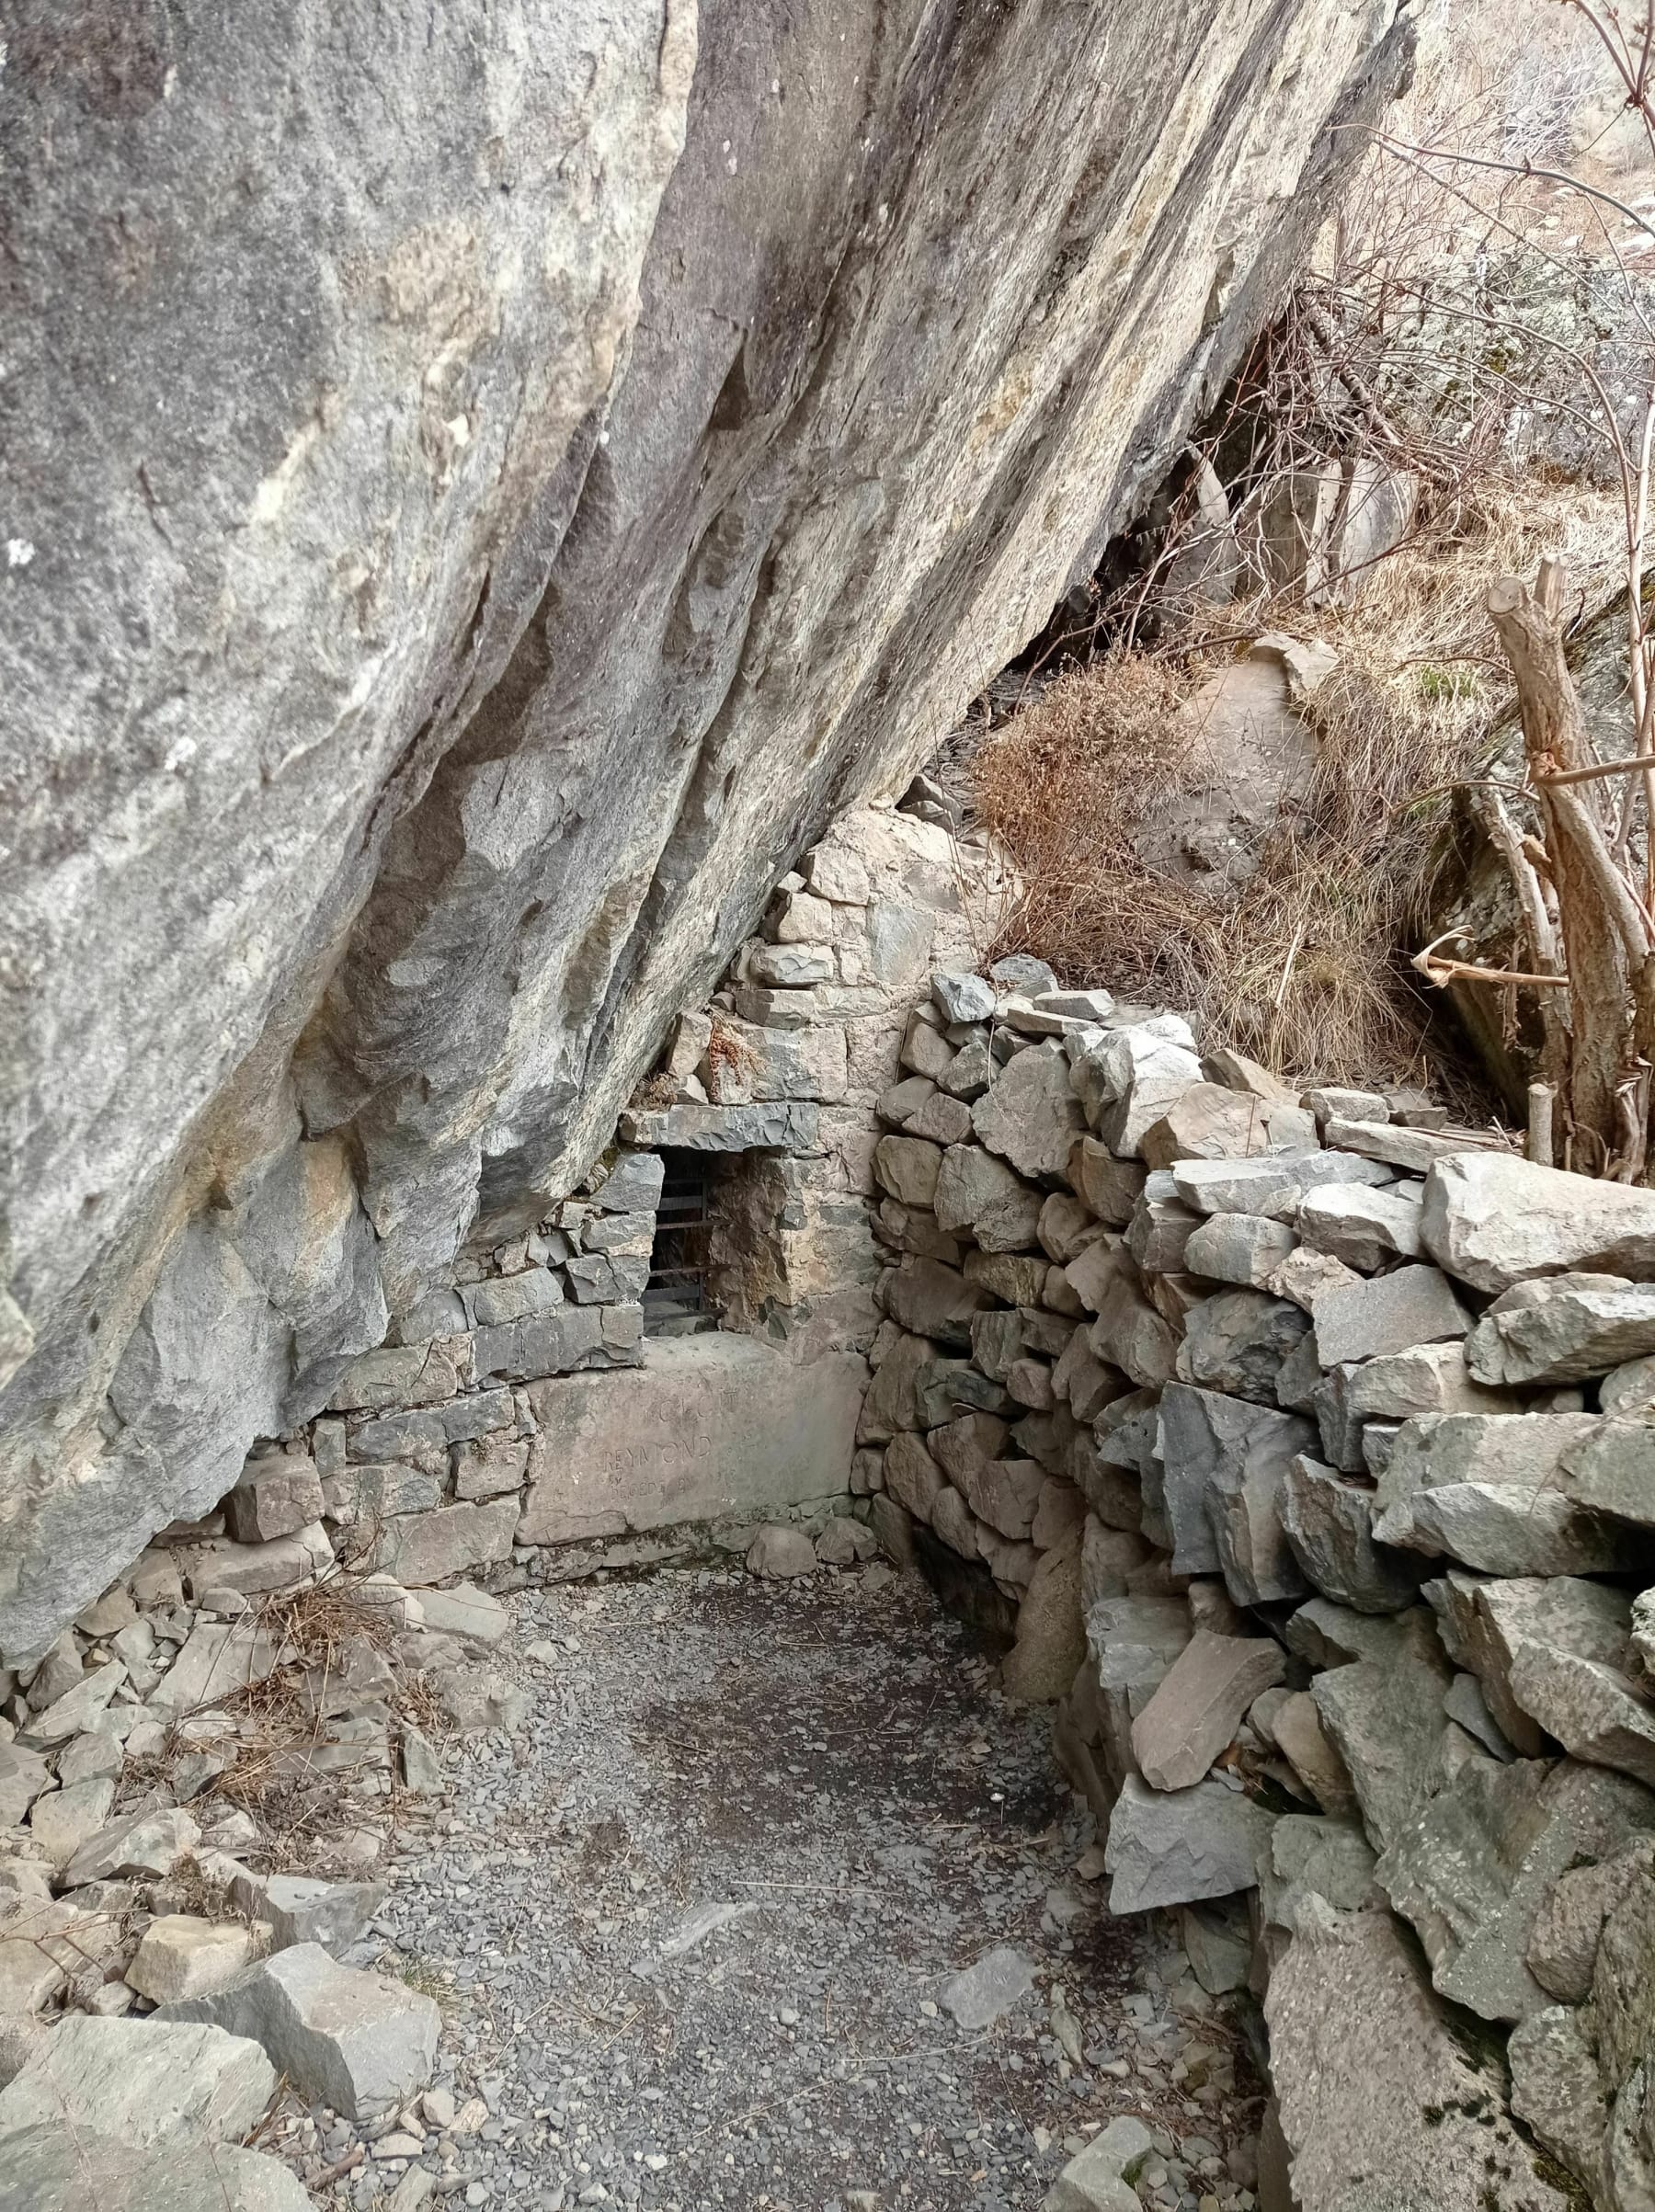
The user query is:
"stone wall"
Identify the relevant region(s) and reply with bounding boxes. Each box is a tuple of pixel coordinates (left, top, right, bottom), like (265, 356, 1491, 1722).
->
(0, 0, 1414, 1657)
(852, 964, 1655, 2212)
(0, 806, 999, 1669)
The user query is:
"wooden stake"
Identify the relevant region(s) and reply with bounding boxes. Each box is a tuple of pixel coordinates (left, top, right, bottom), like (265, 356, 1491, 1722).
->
(1526, 1081, 1556, 1168)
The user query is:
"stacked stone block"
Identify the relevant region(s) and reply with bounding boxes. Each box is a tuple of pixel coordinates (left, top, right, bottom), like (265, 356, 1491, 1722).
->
(855, 963, 1655, 2212)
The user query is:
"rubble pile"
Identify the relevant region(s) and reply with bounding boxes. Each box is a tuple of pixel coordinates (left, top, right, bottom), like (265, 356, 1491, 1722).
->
(856, 964, 1655, 2211)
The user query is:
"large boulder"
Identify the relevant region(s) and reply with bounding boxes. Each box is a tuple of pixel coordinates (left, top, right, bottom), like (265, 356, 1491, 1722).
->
(0, 2017, 274, 2149)
(162, 1943, 438, 2121)
(1265, 1902, 1574, 2210)
(1, 0, 1413, 1667)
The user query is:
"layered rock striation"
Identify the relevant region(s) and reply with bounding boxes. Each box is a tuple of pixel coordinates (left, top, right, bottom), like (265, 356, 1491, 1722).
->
(1, 1, 1410, 1657)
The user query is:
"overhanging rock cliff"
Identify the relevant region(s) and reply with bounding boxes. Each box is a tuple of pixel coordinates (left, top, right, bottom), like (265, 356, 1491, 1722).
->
(0, 0, 1412, 1660)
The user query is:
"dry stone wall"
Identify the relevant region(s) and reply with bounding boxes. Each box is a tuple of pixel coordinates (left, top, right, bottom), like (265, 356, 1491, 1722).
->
(854, 966, 1655, 2212)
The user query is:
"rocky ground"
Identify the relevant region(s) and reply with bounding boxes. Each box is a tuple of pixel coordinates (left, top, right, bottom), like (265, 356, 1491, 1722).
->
(292, 1562, 1262, 2211)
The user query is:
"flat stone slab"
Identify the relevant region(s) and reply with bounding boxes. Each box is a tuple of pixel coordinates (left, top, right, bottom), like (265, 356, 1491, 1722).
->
(519, 1337, 867, 1545)
(1104, 1773, 1274, 1913)
(1311, 1264, 1471, 1366)
(0, 2125, 312, 2212)
(1170, 1149, 1388, 1222)
(412, 1583, 509, 1642)
(0, 2015, 274, 2147)
(19, 1659, 128, 1745)
(619, 1101, 821, 1151)
(163, 1942, 439, 2121)
(64, 1807, 200, 1889)
(1131, 1630, 1284, 1791)
(370, 1498, 518, 1586)
(147, 1618, 280, 1716)
(1324, 1119, 1506, 1173)
(1467, 1281, 1655, 1385)
(937, 1944, 1037, 2028)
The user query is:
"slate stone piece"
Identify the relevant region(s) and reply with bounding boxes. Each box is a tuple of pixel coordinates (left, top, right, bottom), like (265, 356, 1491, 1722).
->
(1104, 1774, 1275, 1913)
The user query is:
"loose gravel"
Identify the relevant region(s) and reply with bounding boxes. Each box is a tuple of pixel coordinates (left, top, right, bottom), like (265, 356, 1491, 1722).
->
(276, 1561, 1264, 2210)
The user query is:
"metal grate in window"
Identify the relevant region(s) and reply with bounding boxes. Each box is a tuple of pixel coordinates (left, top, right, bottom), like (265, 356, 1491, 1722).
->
(644, 1151, 716, 1334)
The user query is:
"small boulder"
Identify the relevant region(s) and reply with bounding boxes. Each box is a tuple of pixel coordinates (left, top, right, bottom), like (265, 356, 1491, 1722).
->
(814, 1517, 876, 1567)
(127, 1915, 260, 2002)
(1042, 2115, 1153, 2211)
(746, 1525, 817, 1580)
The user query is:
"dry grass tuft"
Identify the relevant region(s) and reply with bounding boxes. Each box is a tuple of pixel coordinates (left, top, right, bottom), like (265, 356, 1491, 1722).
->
(975, 473, 1622, 1093)
(163, 1573, 444, 1869)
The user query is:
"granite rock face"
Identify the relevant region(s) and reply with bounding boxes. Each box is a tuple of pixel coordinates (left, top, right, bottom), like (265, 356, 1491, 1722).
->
(0, 0, 1410, 1659)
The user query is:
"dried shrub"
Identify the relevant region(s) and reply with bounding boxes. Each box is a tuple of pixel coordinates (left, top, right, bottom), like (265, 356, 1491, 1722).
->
(703, 1013, 759, 1103)
(975, 475, 1618, 1095)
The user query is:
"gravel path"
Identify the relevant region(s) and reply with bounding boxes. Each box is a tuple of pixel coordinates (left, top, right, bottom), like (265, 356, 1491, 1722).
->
(309, 1563, 1264, 2209)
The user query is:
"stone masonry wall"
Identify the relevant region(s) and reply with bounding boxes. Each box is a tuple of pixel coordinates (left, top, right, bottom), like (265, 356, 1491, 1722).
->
(0, 807, 1006, 1673)
(854, 963, 1655, 2212)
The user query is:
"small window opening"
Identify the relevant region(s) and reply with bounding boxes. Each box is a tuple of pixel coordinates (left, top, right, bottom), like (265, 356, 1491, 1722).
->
(645, 1149, 718, 1335)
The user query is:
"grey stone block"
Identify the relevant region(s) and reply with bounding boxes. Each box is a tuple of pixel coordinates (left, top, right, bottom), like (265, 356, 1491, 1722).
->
(1265, 1903, 1574, 2211)
(1280, 1454, 1423, 1613)
(518, 1337, 866, 1545)
(1421, 1150, 1655, 1292)
(1176, 1286, 1310, 1403)
(1311, 1263, 1471, 1365)
(1104, 1773, 1275, 1913)
(0, 2015, 274, 2147)
(1467, 1279, 1655, 1386)
(163, 1943, 438, 2121)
